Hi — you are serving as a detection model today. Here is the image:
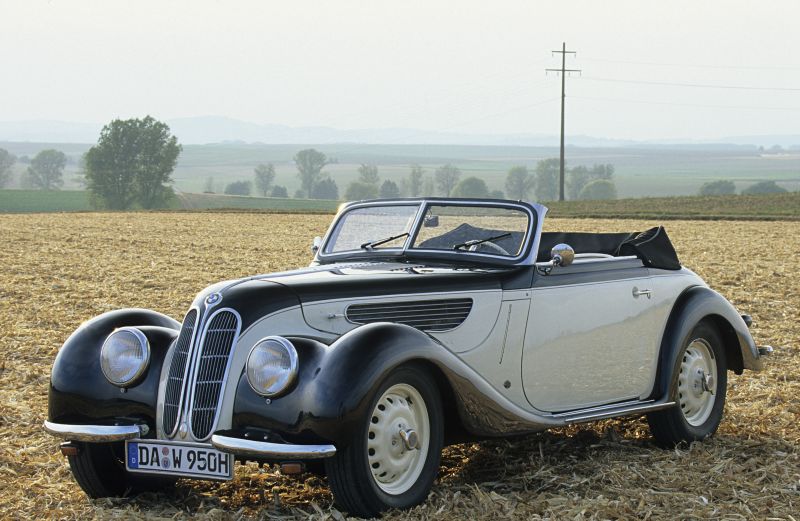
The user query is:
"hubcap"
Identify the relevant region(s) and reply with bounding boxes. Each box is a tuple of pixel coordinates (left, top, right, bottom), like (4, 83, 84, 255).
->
(677, 338, 717, 426)
(366, 383, 430, 495)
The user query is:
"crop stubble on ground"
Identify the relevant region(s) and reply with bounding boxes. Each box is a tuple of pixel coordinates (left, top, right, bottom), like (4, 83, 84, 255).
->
(0, 213, 797, 520)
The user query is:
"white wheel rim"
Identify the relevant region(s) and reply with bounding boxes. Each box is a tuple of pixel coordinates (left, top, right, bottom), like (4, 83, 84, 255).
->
(366, 383, 430, 495)
(677, 338, 718, 427)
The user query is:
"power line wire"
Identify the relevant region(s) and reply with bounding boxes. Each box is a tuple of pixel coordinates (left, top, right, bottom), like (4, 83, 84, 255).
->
(580, 56, 800, 71)
(577, 76, 800, 91)
(571, 95, 800, 111)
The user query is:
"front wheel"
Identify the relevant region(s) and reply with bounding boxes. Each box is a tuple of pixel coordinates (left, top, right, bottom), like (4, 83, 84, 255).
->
(647, 321, 727, 447)
(325, 366, 444, 517)
(68, 441, 175, 498)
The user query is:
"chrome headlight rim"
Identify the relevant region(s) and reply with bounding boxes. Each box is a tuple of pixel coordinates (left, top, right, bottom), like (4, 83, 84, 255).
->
(100, 327, 151, 387)
(246, 336, 299, 398)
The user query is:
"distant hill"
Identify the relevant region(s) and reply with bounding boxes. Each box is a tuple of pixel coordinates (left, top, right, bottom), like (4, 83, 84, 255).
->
(1, 116, 798, 148)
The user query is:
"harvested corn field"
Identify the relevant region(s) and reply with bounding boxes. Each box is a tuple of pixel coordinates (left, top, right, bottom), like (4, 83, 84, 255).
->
(0, 212, 797, 520)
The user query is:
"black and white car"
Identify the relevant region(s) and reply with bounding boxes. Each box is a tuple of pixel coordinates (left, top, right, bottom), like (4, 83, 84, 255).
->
(45, 198, 770, 517)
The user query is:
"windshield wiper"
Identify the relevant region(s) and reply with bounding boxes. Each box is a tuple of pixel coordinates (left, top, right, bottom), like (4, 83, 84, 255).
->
(453, 233, 511, 251)
(361, 232, 410, 250)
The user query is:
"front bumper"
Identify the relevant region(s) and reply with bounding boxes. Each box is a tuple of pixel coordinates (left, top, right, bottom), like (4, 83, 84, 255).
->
(43, 421, 336, 460)
(43, 420, 148, 442)
(211, 434, 336, 460)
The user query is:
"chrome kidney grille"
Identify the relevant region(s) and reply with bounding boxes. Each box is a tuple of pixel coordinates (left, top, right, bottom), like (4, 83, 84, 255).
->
(346, 298, 473, 332)
(162, 309, 198, 436)
(161, 307, 241, 441)
(188, 310, 240, 440)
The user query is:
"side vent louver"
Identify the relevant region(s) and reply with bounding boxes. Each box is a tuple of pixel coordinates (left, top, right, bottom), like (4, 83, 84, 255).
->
(346, 298, 473, 332)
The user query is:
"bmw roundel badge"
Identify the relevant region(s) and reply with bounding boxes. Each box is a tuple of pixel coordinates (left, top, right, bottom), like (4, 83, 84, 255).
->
(205, 292, 222, 305)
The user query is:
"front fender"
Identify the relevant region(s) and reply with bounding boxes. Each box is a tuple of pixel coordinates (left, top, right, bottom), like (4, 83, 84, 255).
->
(231, 322, 559, 448)
(48, 308, 179, 429)
(653, 286, 762, 402)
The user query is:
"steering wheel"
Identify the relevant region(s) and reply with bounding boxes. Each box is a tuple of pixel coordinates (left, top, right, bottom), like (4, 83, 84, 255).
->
(468, 241, 510, 256)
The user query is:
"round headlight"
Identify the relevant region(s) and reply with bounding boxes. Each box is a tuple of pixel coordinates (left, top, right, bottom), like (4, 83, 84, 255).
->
(100, 327, 150, 387)
(246, 336, 298, 397)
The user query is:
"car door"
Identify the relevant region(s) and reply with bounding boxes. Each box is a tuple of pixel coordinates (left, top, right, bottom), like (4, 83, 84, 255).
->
(521, 257, 662, 412)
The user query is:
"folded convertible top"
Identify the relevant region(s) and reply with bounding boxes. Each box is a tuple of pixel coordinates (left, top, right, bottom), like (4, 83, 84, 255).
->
(538, 226, 681, 270)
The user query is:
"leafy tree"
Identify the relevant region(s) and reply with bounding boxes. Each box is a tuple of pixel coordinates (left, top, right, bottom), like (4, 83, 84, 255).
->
(224, 180, 252, 195)
(271, 185, 288, 198)
(579, 179, 617, 200)
(534, 158, 560, 201)
(254, 163, 276, 196)
(294, 189, 306, 198)
(203, 176, 216, 193)
(741, 180, 787, 195)
(294, 149, 328, 198)
(379, 179, 400, 198)
(345, 181, 378, 200)
(358, 164, 380, 185)
(422, 176, 435, 196)
(566, 165, 590, 200)
(408, 164, 424, 197)
(505, 166, 534, 200)
(435, 164, 461, 197)
(25, 149, 66, 190)
(0, 148, 15, 188)
(312, 177, 339, 200)
(452, 176, 489, 198)
(699, 180, 736, 196)
(489, 189, 505, 199)
(84, 117, 181, 209)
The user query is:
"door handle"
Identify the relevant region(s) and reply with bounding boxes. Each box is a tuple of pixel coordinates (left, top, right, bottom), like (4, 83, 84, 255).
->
(632, 287, 652, 299)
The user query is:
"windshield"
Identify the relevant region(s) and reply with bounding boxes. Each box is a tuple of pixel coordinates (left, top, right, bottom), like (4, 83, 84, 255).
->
(321, 200, 532, 261)
(324, 204, 420, 254)
(411, 204, 529, 257)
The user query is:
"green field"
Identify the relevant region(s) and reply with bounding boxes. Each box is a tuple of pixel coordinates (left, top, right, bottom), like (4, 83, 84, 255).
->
(3, 141, 799, 198)
(2, 189, 797, 221)
(0, 189, 92, 212)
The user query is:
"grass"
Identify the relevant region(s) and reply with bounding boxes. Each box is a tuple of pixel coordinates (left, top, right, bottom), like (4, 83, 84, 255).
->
(0, 189, 91, 212)
(543, 191, 800, 220)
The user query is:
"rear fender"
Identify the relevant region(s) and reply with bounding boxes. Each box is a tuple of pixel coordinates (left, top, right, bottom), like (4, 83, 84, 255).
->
(652, 286, 762, 402)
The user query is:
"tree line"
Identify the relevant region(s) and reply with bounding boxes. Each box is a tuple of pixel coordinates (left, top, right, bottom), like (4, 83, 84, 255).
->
(1, 118, 790, 206)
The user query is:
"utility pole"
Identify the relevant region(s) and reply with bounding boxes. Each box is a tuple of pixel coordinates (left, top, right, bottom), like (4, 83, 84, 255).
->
(546, 43, 581, 201)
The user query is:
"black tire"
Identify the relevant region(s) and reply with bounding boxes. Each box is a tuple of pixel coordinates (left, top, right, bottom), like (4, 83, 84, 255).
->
(68, 442, 176, 498)
(325, 365, 444, 518)
(647, 321, 727, 447)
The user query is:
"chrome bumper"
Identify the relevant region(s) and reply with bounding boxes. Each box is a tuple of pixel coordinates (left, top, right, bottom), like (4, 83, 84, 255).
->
(43, 421, 148, 442)
(211, 434, 336, 460)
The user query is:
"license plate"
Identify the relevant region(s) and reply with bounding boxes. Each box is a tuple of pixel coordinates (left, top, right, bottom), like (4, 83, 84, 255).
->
(125, 440, 233, 480)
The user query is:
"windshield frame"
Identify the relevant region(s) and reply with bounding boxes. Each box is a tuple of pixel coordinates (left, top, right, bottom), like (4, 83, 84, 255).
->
(316, 198, 540, 266)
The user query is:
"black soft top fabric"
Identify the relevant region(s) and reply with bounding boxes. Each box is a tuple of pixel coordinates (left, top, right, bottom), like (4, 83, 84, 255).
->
(417, 222, 681, 270)
(538, 225, 681, 270)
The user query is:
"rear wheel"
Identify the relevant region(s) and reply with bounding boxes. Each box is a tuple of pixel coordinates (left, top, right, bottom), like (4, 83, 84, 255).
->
(325, 366, 443, 517)
(68, 442, 175, 498)
(647, 321, 727, 447)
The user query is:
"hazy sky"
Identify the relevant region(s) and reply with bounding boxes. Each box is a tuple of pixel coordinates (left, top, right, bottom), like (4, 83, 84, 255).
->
(2, 0, 799, 141)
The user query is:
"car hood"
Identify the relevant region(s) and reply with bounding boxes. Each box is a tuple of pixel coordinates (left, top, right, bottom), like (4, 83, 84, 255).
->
(188, 261, 522, 332)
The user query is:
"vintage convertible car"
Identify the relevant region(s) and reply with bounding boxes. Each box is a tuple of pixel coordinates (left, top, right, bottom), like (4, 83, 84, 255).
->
(45, 198, 770, 517)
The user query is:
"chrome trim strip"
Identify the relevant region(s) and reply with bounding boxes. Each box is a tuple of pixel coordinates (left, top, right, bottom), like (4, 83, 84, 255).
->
(211, 434, 336, 459)
(186, 307, 242, 441)
(164, 307, 200, 438)
(562, 401, 676, 424)
(43, 421, 145, 442)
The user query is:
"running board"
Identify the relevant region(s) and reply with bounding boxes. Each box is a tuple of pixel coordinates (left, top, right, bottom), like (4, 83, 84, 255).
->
(550, 399, 676, 424)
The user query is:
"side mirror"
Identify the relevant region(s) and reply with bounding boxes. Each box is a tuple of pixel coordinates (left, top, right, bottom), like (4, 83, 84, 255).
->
(311, 236, 322, 253)
(550, 243, 574, 267)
